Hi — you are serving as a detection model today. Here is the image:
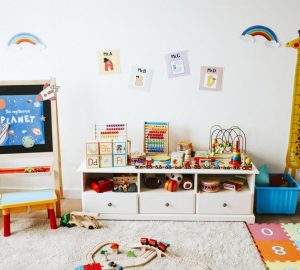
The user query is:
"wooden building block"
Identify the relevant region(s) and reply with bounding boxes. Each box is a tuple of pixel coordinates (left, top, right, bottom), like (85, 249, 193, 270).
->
(100, 155, 113, 168)
(113, 154, 127, 167)
(113, 141, 127, 155)
(86, 155, 100, 168)
(99, 141, 113, 155)
(86, 141, 100, 155)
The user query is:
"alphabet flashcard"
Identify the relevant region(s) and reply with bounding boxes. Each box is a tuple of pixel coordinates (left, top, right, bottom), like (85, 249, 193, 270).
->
(199, 66, 224, 91)
(165, 51, 190, 78)
(129, 66, 153, 92)
(97, 49, 121, 75)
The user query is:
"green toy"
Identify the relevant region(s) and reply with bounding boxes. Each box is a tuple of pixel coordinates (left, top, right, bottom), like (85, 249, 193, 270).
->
(127, 250, 136, 257)
(100, 250, 108, 255)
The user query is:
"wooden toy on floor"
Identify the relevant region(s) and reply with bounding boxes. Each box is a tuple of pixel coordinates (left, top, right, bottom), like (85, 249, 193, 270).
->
(76, 238, 210, 270)
(60, 211, 101, 229)
(0, 189, 57, 237)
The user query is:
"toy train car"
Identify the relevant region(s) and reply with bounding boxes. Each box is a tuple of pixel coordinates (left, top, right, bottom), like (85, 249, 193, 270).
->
(75, 263, 102, 270)
(140, 237, 170, 252)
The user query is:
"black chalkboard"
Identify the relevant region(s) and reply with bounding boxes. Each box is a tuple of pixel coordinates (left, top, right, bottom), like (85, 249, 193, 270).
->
(0, 84, 53, 154)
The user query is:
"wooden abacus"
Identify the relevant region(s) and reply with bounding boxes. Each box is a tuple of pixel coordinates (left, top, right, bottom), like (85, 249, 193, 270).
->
(144, 122, 169, 155)
(95, 123, 127, 141)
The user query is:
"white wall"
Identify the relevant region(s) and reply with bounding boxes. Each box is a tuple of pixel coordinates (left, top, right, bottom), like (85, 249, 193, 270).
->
(0, 0, 299, 197)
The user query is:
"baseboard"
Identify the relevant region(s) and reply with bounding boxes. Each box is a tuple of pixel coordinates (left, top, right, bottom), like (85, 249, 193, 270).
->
(0, 187, 81, 199)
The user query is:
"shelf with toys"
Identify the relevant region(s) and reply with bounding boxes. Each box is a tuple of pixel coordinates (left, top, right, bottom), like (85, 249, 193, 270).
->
(78, 123, 258, 223)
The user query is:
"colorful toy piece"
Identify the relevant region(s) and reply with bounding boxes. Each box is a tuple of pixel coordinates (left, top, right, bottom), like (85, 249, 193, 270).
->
(164, 174, 183, 192)
(127, 250, 136, 257)
(62, 211, 101, 229)
(230, 141, 242, 168)
(110, 243, 120, 254)
(75, 263, 102, 270)
(242, 156, 253, 170)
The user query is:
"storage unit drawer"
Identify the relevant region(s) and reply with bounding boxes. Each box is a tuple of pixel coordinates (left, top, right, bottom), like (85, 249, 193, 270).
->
(140, 193, 195, 214)
(83, 192, 138, 214)
(196, 191, 253, 215)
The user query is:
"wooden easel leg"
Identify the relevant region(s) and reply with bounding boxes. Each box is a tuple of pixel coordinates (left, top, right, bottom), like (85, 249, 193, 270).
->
(55, 190, 61, 218)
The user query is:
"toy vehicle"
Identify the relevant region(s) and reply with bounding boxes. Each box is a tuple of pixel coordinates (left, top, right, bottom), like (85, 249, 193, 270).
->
(184, 161, 191, 169)
(24, 167, 35, 173)
(140, 237, 170, 252)
(61, 211, 101, 229)
(34, 167, 45, 173)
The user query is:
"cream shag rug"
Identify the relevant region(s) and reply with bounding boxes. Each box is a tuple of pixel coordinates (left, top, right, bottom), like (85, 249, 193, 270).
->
(0, 219, 265, 270)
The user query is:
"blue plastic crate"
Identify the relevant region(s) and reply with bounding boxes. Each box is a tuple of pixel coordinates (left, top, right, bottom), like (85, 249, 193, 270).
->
(255, 173, 300, 214)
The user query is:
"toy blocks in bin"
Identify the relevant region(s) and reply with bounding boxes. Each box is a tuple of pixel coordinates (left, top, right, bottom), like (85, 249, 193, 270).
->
(255, 173, 300, 214)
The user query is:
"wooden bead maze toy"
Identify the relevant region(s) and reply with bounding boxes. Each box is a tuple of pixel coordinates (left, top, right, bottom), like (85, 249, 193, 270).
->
(144, 122, 169, 155)
(208, 125, 248, 169)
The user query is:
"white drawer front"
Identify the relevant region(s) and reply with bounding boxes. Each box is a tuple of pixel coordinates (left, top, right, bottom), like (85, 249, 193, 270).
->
(83, 192, 138, 214)
(140, 193, 195, 214)
(196, 192, 253, 215)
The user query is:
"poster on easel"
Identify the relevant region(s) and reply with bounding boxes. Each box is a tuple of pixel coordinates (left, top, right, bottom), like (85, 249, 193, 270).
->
(165, 51, 190, 78)
(129, 66, 153, 92)
(97, 49, 121, 75)
(199, 66, 224, 91)
(0, 84, 59, 153)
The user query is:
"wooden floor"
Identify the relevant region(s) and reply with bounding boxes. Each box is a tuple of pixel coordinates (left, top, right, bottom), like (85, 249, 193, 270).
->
(0, 199, 299, 230)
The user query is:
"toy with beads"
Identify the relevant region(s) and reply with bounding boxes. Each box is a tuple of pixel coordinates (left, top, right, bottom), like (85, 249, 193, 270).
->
(95, 123, 127, 141)
(144, 122, 169, 155)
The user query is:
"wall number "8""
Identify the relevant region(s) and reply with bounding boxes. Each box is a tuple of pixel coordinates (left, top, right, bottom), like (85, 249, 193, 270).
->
(272, 246, 286, 256)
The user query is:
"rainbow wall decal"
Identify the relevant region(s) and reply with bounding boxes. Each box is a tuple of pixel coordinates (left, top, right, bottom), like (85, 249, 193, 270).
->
(7, 32, 45, 48)
(241, 25, 280, 47)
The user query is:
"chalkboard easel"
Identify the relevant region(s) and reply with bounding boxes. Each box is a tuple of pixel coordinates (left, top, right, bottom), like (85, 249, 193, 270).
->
(0, 79, 63, 217)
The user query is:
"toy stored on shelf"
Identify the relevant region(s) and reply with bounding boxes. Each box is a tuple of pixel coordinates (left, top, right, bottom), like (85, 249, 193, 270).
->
(230, 141, 242, 168)
(144, 122, 169, 155)
(171, 151, 184, 167)
(89, 177, 114, 193)
(209, 125, 246, 159)
(129, 152, 146, 166)
(143, 175, 163, 189)
(164, 174, 183, 192)
(200, 179, 221, 192)
(242, 156, 253, 170)
(222, 180, 244, 191)
(182, 176, 193, 190)
(113, 175, 137, 192)
(152, 154, 171, 167)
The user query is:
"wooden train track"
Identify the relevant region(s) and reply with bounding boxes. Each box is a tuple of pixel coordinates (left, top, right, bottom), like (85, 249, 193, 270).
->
(84, 242, 211, 270)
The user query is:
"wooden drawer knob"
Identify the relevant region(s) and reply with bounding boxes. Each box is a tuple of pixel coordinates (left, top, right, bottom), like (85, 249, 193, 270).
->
(223, 203, 227, 207)
(165, 203, 170, 207)
(108, 202, 112, 207)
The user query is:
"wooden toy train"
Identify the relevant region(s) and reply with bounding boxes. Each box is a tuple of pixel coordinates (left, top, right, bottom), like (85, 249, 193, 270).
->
(140, 237, 170, 252)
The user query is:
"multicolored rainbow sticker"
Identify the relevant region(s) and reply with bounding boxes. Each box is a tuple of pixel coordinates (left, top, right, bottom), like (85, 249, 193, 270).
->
(241, 25, 280, 48)
(7, 32, 46, 49)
